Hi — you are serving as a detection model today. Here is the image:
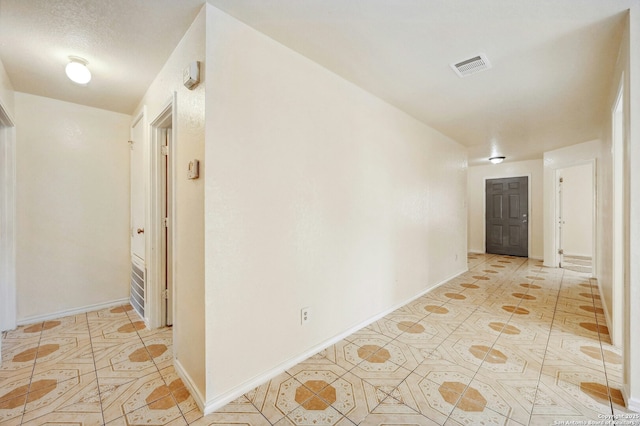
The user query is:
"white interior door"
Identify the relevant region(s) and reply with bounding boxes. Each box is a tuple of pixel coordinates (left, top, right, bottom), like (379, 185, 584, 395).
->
(129, 113, 146, 319)
(131, 115, 145, 261)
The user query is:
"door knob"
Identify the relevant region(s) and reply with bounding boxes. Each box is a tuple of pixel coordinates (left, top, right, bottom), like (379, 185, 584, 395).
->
(137, 228, 144, 234)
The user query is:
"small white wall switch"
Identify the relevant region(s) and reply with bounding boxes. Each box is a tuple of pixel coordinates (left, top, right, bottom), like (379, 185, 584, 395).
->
(301, 307, 311, 325)
(187, 159, 199, 179)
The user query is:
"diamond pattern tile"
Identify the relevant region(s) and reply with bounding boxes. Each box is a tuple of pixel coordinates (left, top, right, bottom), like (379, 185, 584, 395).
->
(0, 254, 631, 424)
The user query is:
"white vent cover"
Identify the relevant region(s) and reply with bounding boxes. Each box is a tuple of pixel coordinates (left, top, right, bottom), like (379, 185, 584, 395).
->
(450, 54, 492, 78)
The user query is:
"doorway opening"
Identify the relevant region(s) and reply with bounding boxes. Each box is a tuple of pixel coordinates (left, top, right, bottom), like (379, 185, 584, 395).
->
(556, 163, 595, 275)
(485, 176, 529, 257)
(149, 97, 175, 328)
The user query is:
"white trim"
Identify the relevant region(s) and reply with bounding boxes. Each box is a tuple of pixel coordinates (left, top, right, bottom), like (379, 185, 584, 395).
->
(174, 357, 206, 412)
(561, 252, 593, 258)
(202, 268, 467, 415)
(468, 249, 543, 261)
(627, 395, 640, 413)
(468, 249, 485, 254)
(0, 102, 16, 333)
(147, 93, 176, 330)
(595, 277, 614, 340)
(612, 75, 625, 348)
(622, 385, 640, 412)
(16, 298, 130, 326)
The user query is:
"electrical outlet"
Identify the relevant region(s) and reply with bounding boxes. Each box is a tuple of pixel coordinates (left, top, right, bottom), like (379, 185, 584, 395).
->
(301, 307, 311, 325)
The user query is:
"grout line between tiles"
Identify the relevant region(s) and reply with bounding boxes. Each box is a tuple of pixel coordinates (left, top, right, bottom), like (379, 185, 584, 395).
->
(84, 311, 106, 426)
(19, 321, 44, 424)
(526, 267, 568, 426)
(2, 257, 618, 425)
(442, 256, 541, 424)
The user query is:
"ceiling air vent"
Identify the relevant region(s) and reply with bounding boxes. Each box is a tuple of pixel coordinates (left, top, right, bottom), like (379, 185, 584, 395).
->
(450, 54, 492, 78)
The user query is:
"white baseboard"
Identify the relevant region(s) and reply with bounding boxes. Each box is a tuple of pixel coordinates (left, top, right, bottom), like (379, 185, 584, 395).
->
(16, 298, 130, 326)
(629, 399, 640, 413)
(174, 358, 206, 412)
(202, 268, 467, 415)
(468, 249, 543, 262)
(622, 385, 640, 413)
(593, 278, 617, 346)
(563, 253, 592, 259)
(468, 249, 485, 254)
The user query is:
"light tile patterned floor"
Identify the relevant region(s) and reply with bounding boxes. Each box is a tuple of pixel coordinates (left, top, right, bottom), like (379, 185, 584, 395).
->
(1, 254, 636, 425)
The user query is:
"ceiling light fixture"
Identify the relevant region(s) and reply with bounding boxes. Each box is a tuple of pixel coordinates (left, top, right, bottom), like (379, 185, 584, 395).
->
(65, 56, 91, 85)
(489, 156, 505, 164)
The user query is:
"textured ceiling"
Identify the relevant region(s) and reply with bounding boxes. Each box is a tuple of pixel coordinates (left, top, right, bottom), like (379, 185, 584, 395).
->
(0, 0, 634, 164)
(0, 0, 204, 114)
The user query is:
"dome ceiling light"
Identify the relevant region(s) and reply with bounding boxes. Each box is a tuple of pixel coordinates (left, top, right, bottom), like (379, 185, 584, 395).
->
(65, 56, 91, 85)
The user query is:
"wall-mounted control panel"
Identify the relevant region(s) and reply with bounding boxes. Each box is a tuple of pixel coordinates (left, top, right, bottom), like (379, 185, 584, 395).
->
(183, 61, 200, 90)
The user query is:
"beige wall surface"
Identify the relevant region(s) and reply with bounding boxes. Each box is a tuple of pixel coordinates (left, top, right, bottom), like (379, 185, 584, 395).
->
(203, 5, 467, 409)
(133, 6, 206, 401)
(467, 160, 543, 259)
(628, 5, 640, 411)
(15, 92, 131, 322)
(601, 9, 640, 410)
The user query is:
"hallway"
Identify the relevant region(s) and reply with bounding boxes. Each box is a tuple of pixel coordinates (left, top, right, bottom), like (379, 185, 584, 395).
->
(0, 254, 634, 425)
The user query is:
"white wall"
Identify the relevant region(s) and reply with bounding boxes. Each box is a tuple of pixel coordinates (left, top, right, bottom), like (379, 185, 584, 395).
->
(133, 7, 206, 402)
(559, 163, 593, 257)
(203, 5, 467, 410)
(467, 160, 543, 259)
(629, 6, 640, 412)
(15, 93, 131, 322)
(600, 7, 640, 411)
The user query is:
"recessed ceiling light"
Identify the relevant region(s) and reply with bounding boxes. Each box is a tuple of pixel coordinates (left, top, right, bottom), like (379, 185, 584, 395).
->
(65, 56, 91, 85)
(489, 156, 505, 164)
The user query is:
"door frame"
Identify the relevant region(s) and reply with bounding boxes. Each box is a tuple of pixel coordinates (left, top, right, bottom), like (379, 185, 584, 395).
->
(553, 160, 597, 277)
(611, 75, 625, 347)
(147, 94, 176, 329)
(482, 174, 532, 257)
(0, 102, 16, 337)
